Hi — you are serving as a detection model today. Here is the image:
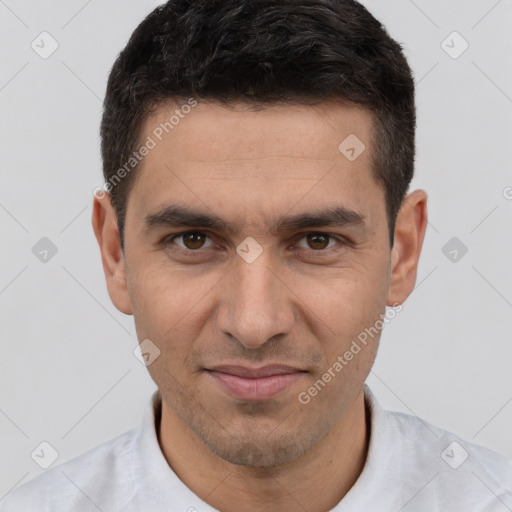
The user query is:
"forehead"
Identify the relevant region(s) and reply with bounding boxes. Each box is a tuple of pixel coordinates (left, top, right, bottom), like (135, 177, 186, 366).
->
(141, 100, 374, 166)
(127, 100, 383, 232)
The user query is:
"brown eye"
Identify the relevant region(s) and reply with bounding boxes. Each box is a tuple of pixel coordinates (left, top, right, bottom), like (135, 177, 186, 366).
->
(295, 233, 339, 251)
(171, 231, 213, 251)
(183, 233, 205, 249)
(306, 233, 331, 250)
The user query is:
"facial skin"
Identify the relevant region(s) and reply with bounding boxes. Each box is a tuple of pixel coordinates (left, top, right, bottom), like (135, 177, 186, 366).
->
(92, 100, 427, 512)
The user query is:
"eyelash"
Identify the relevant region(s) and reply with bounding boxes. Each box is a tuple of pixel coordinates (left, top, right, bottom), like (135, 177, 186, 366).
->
(162, 230, 348, 258)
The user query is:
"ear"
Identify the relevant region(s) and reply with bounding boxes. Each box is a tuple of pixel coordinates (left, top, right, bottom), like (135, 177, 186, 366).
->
(387, 189, 428, 306)
(91, 193, 133, 315)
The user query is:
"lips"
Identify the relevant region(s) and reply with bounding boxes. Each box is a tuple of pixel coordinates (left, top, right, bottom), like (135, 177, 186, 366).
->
(206, 364, 306, 401)
(209, 364, 304, 378)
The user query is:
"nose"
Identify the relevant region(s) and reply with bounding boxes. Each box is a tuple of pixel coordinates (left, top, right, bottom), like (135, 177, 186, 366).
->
(215, 251, 296, 350)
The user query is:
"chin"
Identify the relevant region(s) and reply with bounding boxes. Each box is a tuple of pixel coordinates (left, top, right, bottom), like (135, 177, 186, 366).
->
(198, 429, 315, 468)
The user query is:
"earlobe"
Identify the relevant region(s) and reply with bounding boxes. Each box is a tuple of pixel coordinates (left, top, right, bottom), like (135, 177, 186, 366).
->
(386, 189, 428, 307)
(91, 195, 133, 315)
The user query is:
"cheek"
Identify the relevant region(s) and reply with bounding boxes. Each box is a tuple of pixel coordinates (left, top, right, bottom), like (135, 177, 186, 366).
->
(126, 259, 173, 335)
(127, 259, 218, 350)
(307, 263, 387, 328)
(128, 265, 207, 389)
(297, 277, 386, 408)
(301, 261, 389, 372)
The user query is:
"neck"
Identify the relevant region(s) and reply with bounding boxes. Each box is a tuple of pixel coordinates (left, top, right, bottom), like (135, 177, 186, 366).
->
(157, 389, 370, 512)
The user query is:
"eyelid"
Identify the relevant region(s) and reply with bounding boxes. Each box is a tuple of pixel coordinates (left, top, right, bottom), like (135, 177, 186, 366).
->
(294, 232, 343, 249)
(164, 230, 349, 254)
(166, 230, 215, 250)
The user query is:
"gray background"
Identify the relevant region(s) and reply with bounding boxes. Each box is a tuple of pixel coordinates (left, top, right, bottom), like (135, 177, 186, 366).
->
(1, 0, 511, 497)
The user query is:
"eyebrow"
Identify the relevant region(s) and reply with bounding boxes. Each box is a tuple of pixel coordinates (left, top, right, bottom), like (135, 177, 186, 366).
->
(143, 204, 366, 235)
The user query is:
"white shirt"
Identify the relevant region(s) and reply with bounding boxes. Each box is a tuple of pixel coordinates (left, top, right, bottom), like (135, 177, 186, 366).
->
(1, 385, 511, 511)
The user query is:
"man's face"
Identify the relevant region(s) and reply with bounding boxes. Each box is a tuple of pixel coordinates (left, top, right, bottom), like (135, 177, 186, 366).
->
(114, 101, 395, 466)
